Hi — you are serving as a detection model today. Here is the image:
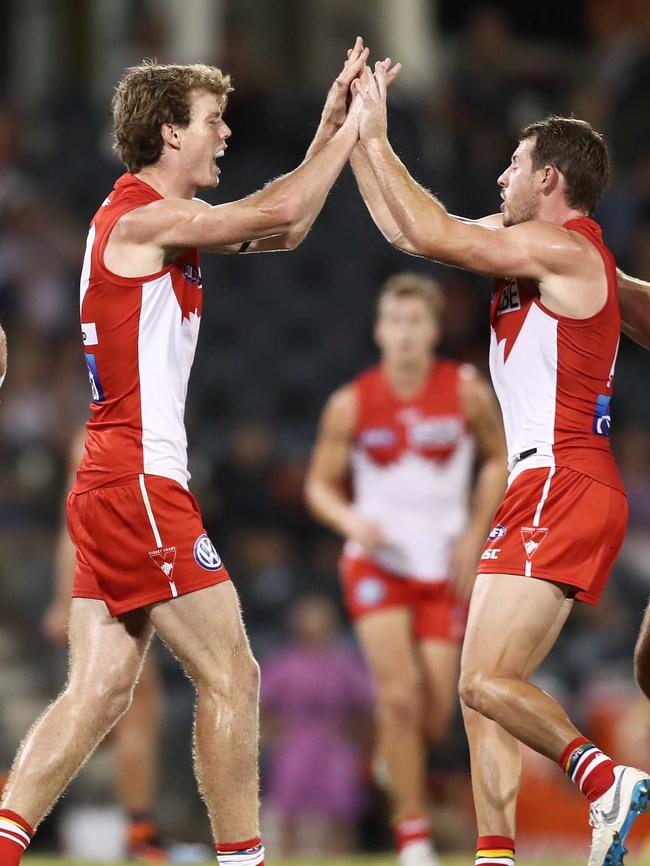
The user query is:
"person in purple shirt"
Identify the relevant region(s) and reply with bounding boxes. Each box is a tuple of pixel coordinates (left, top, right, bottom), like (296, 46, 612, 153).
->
(261, 595, 374, 857)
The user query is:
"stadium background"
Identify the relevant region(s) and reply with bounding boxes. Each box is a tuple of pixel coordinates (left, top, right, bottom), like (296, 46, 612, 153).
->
(1, 0, 650, 861)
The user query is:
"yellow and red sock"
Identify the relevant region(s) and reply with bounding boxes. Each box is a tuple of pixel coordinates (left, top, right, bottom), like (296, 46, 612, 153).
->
(0, 809, 33, 866)
(393, 812, 431, 851)
(560, 736, 616, 802)
(216, 835, 264, 865)
(476, 835, 515, 865)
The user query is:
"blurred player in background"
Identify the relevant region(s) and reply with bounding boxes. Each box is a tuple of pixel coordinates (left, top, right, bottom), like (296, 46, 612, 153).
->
(306, 271, 507, 866)
(350, 60, 650, 866)
(41, 428, 207, 863)
(0, 41, 375, 866)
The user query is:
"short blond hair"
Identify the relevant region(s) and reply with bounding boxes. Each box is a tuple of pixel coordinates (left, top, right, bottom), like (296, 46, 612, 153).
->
(377, 272, 445, 320)
(112, 59, 233, 173)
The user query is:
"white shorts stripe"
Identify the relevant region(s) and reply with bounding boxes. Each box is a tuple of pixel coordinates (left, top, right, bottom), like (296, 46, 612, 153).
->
(532, 465, 555, 527)
(579, 753, 609, 791)
(0, 830, 27, 849)
(138, 473, 163, 548)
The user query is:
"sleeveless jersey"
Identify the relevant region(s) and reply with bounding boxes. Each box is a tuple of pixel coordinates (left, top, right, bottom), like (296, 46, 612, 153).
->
(74, 173, 202, 493)
(344, 361, 475, 582)
(490, 216, 623, 490)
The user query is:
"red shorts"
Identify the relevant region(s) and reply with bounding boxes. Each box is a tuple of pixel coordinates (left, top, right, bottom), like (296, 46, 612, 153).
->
(67, 474, 230, 616)
(339, 553, 467, 644)
(478, 466, 627, 605)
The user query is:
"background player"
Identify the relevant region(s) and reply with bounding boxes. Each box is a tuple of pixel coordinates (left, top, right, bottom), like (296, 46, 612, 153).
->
(41, 428, 207, 863)
(0, 43, 374, 866)
(305, 271, 507, 866)
(348, 60, 650, 866)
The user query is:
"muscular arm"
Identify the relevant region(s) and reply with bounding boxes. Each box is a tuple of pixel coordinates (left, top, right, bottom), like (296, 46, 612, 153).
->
(350, 146, 416, 253)
(355, 66, 603, 316)
(118, 112, 359, 260)
(618, 268, 650, 349)
(451, 368, 508, 598)
(305, 386, 384, 553)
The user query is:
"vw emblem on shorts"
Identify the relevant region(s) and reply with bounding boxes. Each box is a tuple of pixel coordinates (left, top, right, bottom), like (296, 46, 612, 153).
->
(193, 534, 223, 571)
(356, 576, 386, 607)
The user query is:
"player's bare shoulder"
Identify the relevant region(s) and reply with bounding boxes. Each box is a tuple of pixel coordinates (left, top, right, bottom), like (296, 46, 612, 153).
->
(320, 383, 358, 439)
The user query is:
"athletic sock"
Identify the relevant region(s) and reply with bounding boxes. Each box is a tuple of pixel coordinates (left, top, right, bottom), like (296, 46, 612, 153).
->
(560, 736, 617, 802)
(394, 812, 432, 851)
(126, 811, 161, 850)
(475, 834, 515, 865)
(216, 836, 265, 865)
(0, 809, 33, 865)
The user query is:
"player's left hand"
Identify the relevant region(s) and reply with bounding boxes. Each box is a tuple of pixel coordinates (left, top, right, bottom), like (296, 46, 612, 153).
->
(321, 36, 370, 130)
(449, 529, 485, 600)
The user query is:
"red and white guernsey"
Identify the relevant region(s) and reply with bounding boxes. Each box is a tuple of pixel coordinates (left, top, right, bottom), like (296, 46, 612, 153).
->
(345, 361, 475, 582)
(74, 173, 202, 493)
(490, 216, 623, 491)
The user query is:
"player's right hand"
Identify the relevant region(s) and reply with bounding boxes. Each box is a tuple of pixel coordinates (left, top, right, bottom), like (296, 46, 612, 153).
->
(346, 515, 386, 555)
(41, 601, 70, 645)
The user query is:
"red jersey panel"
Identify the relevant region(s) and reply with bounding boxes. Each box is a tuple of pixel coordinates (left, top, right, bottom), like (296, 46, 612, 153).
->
(74, 173, 202, 493)
(490, 216, 623, 491)
(345, 360, 475, 582)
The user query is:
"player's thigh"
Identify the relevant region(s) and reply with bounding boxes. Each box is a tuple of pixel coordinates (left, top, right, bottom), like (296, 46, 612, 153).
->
(461, 572, 570, 681)
(67, 598, 153, 696)
(354, 606, 421, 695)
(148, 580, 257, 686)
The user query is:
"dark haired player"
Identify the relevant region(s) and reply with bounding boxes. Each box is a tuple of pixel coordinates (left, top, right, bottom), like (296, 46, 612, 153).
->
(350, 60, 649, 866)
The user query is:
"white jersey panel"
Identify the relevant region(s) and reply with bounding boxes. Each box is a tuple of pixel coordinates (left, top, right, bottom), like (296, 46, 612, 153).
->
(79, 224, 95, 312)
(138, 273, 201, 488)
(345, 434, 475, 581)
(490, 303, 558, 479)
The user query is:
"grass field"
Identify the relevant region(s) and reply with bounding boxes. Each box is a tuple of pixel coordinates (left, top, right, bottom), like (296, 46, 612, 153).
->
(20, 857, 638, 866)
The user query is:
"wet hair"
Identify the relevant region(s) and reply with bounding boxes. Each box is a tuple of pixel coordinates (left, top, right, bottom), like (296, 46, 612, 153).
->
(520, 115, 610, 214)
(112, 59, 232, 172)
(377, 272, 446, 321)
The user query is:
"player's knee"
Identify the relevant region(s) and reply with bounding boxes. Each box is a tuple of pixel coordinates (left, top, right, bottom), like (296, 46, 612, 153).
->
(458, 670, 490, 716)
(195, 646, 259, 704)
(377, 678, 421, 727)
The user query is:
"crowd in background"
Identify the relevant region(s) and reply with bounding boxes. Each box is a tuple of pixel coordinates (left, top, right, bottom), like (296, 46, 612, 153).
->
(1, 0, 650, 857)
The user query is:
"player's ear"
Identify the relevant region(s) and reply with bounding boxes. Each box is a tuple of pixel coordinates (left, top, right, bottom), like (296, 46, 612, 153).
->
(540, 164, 560, 196)
(161, 122, 181, 150)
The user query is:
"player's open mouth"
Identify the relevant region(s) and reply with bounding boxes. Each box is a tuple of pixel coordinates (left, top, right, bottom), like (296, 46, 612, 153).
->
(213, 147, 226, 166)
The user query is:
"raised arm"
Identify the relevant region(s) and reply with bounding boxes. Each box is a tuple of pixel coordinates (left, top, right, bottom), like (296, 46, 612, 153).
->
(618, 268, 650, 349)
(305, 385, 385, 555)
(349, 60, 417, 253)
(449, 367, 508, 600)
(353, 65, 600, 311)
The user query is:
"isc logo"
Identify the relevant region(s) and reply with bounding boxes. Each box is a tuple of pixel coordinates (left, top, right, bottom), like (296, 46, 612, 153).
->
(481, 548, 501, 560)
(496, 279, 521, 316)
